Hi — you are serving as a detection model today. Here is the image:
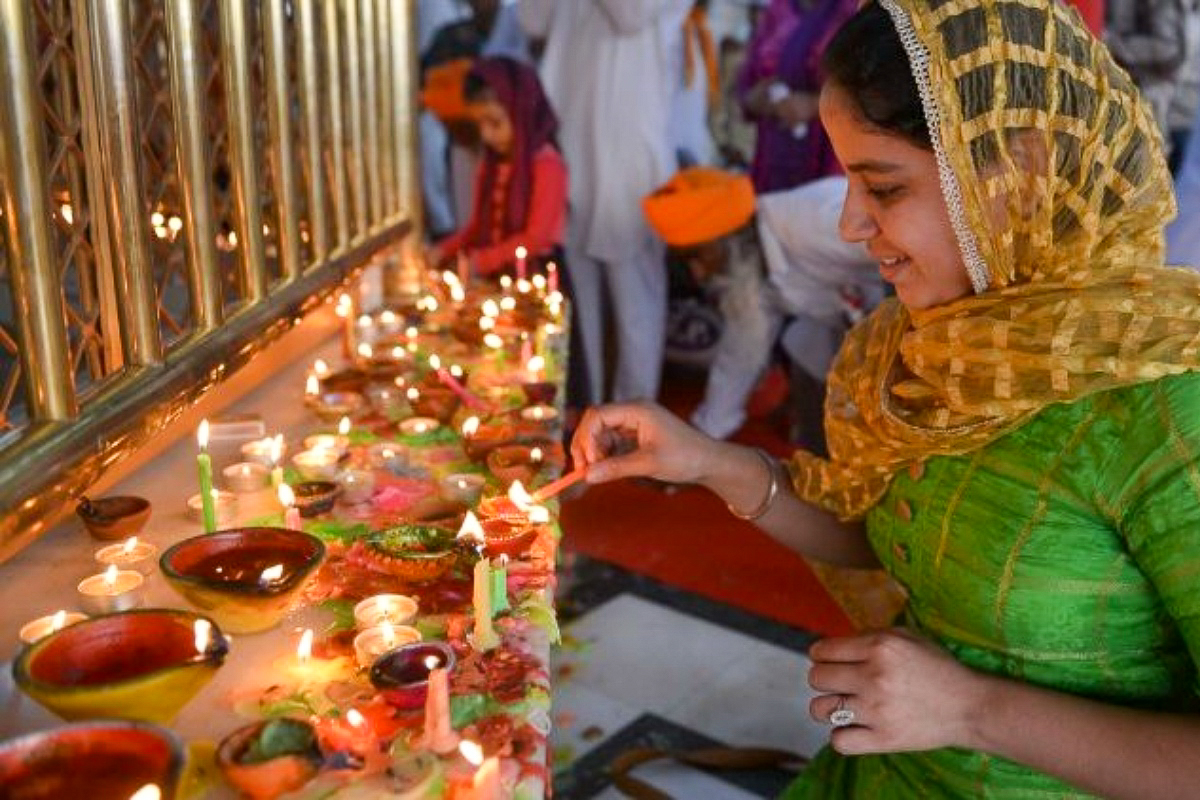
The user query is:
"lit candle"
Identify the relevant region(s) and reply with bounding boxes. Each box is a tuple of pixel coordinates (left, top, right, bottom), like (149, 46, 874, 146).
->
(186, 489, 236, 526)
(546, 261, 559, 293)
(456, 511, 485, 546)
(520, 404, 559, 424)
(460, 740, 502, 800)
(457, 251, 470, 285)
(524, 354, 545, 383)
(77, 564, 144, 614)
(279, 484, 301, 530)
(196, 420, 217, 533)
(223, 462, 269, 493)
(490, 554, 509, 616)
(273, 628, 354, 689)
(469, 552, 500, 652)
(353, 594, 418, 630)
(421, 664, 460, 754)
(338, 416, 351, 437)
(128, 785, 161, 800)
(435, 365, 489, 411)
(18, 610, 87, 645)
(440, 473, 485, 505)
(514, 245, 527, 281)
(94, 536, 158, 575)
(269, 435, 285, 489)
(319, 708, 377, 757)
(314, 358, 330, 377)
(352, 623, 421, 667)
(305, 374, 320, 402)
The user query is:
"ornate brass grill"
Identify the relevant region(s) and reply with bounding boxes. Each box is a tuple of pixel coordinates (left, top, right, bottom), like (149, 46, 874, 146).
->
(0, 0, 421, 559)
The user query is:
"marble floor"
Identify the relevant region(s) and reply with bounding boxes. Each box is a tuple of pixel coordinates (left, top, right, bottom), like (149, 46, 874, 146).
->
(550, 554, 831, 799)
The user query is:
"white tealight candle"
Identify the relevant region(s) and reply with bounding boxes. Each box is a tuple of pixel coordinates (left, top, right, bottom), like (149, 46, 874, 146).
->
(94, 537, 158, 575)
(339, 468, 376, 505)
(352, 623, 421, 667)
(439, 473, 486, 505)
(77, 565, 144, 614)
(186, 490, 237, 527)
(303, 433, 349, 456)
(353, 594, 418, 631)
(18, 610, 87, 645)
(223, 461, 269, 493)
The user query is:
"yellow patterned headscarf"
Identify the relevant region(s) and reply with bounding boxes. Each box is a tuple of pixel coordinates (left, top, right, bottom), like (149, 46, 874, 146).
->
(790, 0, 1200, 521)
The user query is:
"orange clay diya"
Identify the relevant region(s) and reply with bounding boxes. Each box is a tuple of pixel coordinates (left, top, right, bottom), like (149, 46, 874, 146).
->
(348, 524, 461, 582)
(216, 718, 322, 800)
(0, 720, 185, 800)
(160, 527, 325, 634)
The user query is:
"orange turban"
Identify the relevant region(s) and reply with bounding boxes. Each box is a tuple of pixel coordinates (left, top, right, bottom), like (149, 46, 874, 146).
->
(420, 58, 474, 122)
(643, 168, 756, 247)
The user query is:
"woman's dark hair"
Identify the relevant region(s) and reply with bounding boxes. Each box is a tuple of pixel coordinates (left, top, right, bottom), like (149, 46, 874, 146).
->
(463, 70, 492, 104)
(822, 3, 931, 150)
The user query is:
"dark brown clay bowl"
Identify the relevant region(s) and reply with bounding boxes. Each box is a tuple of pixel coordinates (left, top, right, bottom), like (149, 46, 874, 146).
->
(292, 480, 342, 518)
(76, 495, 152, 541)
(369, 641, 456, 710)
(0, 720, 185, 799)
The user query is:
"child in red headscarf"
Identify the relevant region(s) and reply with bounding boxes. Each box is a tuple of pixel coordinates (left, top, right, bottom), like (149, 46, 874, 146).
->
(428, 56, 567, 277)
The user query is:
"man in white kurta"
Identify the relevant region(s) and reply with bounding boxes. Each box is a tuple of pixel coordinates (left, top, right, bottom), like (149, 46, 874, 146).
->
(519, 0, 692, 404)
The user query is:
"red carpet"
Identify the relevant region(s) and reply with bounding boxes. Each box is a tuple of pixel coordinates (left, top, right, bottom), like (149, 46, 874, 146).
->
(561, 479, 856, 637)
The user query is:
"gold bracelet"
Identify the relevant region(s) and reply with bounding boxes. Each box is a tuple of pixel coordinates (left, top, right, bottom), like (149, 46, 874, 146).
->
(727, 448, 779, 521)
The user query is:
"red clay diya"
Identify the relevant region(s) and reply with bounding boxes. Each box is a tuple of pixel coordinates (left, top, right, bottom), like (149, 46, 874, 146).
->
(76, 495, 151, 541)
(160, 527, 326, 633)
(480, 517, 538, 559)
(319, 367, 369, 394)
(486, 444, 544, 487)
(350, 525, 459, 582)
(462, 419, 518, 462)
(520, 380, 557, 405)
(0, 720, 185, 799)
(409, 385, 460, 422)
(369, 641, 456, 710)
(12, 609, 229, 724)
(216, 718, 322, 800)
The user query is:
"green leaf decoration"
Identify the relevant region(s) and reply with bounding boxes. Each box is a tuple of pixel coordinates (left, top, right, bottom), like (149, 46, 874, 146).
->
(319, 598, 357, 633)
(348, 428, 379, 445)
(399, 426, 459, 447)
(239, 718, 318, 765)
(516, 596, 561, 644)
(450, 693, 491, 728)
(305, 519, 370, 544)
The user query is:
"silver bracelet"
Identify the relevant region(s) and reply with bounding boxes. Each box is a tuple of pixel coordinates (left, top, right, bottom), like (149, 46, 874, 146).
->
(727, 448, 780, 521)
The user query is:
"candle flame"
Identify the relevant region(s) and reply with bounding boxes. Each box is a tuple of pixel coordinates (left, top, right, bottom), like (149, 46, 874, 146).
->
(382, 448, 395, 459)
(197, 419, 210, 450)
(51, 610, 67, 631)
(529, 505, 551, 525)
(460, 739, 484, 766)
(424, 654, 440, 670)
(517, 279, 532, 294)
(500, 296, 516, 311)
(260, 564, 284, 583)
(380, 310, 397, 325)
(277, 483, 295, 508)
(508, 480, 533, 510)
(381, 624, 396, 646)
(168, 215, 182, 232)
(297, 628, 313, 662)
(450, 285, 466, 303)
(500, 275, 513, 290)
(462, 416, 480, 437)
(407, 387, 420, 401)
(391, 345, 405, 360)
(151, 211, 165, 227)
(314, 358, 330, 375)
(103, 564, 118, 588)
(428, 353, 441, 370)
(357, 314, 373, 327)
(128, 784, 161, 800)
(270, 434, 284, 465)
(498, 554, 510, 566)
(526, 355, 545, 376)
(394, 376, 407, 388)
(338, 416, 351, 436)
(515, 245, 528, 259)
(122, 536, 138, 555)
(194, 619, 212, 654)
(357, 342, 373, 359)
(450, 364, 464, 378)
(484, 333, 503, 349)
(532, 274, 547, 290)
(457, 511, 485, 542)
(530, 447, 543, 463)
(346, 709, 367, 729)
(481, 299, 499, 318)
(442, 270, 460, 286)
(306, 375, 320, 396)
(60, 203, 73, 224)
(479, 316, 495, 331)
(406, 326, 418, 339)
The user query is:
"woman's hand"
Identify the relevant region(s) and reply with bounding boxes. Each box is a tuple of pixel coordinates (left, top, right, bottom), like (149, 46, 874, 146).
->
(807, 628, 987, 755)
(569, 402, 723, 486)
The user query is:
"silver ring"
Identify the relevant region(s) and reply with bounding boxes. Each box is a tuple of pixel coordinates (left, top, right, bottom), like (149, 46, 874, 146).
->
(829, 695, 855, 728)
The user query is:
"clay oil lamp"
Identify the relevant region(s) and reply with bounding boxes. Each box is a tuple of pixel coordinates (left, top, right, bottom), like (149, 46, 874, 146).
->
(159, 528, 325, 634)
(398, 415, 441, 437)
(215, 718, 322, 800)
(12, 609, 229, 723)
(311, 390, 365, 422)
(365, 383, 408, 418)
(408, 384, 460, 423)
(368, 442, 409, 473)
(349, 525, 458, 583)
(460, 415, 516, 462)
(76, 495, 151, 541)
(486, 444, 546, 488)
(0, 720, 185, 800)
(369, 641, 455, 710)
(292, 480, 343, 517)
(439, 472, 486, 506)
(319, 366, 369, 394)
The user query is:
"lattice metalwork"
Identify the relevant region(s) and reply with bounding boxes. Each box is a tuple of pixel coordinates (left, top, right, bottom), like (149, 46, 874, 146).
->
(0, 192, 24, 443)
(132, 0, 196, 346)
(34, 0, 111, 399)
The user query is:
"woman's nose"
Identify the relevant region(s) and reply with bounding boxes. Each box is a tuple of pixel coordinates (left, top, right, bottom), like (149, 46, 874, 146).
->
(838, 188, 879, 243)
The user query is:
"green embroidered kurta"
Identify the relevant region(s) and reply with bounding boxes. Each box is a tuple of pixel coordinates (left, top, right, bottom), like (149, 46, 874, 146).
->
(785, 373, 1200, 798)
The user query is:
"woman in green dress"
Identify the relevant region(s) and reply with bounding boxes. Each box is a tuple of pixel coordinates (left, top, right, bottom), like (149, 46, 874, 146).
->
(570, 0, 1200, 796)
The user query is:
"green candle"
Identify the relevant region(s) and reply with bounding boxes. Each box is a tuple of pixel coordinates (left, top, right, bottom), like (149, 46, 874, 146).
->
(197, 420, 217, 533)
(490, 555, 509, 616)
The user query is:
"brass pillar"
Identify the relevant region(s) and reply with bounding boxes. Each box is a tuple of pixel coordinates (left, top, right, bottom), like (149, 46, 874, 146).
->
(324, 0, 351, 251)
(0, 0, 77, 420)
(86, 0, 162, 367)
(344, 0, 368, 240)
(165, 0, 223, 329)
(218, 0, 268, 301)
(360, 0, 382, 227)
(375, 0, 397, 216)
(296, 0, 329, 263)
(386, 0, 422, 299)
(263, 0, 303, 282)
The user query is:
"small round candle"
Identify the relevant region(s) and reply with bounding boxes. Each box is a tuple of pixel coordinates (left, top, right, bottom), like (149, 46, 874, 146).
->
(368, 443, 408, 473)
(399, 417, 440, 436)
(240, 437, 285, 466)
(353, 624, 421, 668)
(292, 449, 340, 481)
(186, 490, 237, 527)
(338, 468, 376, 505)
(303, 433, 349, 456)
(439, 473, 486, 506)
(77, 565, 144, 615)
(223, 461, 269, 493)
(18, 610, 87, 644)
(353, 594, 418, 631)
(94, 536, 158, 575)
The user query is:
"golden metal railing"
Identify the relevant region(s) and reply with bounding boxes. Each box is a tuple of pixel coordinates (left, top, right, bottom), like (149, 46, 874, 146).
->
(0, 0, 422, 560)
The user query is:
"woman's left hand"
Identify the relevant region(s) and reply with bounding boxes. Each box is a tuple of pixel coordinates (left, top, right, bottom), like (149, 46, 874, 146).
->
(807, 628, 987, 754)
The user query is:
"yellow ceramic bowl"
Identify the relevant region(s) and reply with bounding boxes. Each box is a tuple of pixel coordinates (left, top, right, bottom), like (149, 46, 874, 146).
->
(12, 608, 228, 724)
(0, 720, 186, 799)
(160, 527, 326, 634)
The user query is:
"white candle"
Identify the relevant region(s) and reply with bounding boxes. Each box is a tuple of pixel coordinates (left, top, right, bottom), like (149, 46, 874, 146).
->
(186, 489, 236, 527)
(353, 594, 418, 630)
(352, 623, 421, 667)
(279, 484, 302, 530)
(77, 565, 144, 614)
(469, 555, 500, 652)
(18, 610, 87, 644)
(223, 461, 269, 493)
(421, 666, 460, 754)
(514, 245, 527, 280)
(94, 537, 158, 575)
